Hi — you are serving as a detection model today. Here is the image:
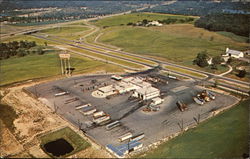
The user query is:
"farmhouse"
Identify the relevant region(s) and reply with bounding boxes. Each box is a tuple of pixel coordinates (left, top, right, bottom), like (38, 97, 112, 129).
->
(223, 48, 244, 58)
(146, 21, 163, 26)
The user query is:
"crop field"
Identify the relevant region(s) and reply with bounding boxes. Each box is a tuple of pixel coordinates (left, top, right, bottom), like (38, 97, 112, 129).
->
(93, 12, 198, 27)
(142, 99, 249, 158)
(0, 51, 123, 86)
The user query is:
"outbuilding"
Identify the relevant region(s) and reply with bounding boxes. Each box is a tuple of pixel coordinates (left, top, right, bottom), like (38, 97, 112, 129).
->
(223, 48, 244, 58)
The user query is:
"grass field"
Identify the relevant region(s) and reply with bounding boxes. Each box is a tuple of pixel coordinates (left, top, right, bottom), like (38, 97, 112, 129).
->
(40, 26, 90, 40)
(216, 31, 249, 43)
(141, 99, 249, 158)
(40, 127, 90, 158)
(0, 51, 123, 86)
(164, 65, 207, 78)
(2, 34, 58, 45)
(92, 13, 248, 73)
(93, 12, 198, 27)
(98, 25, 247, 63)
(68, 47, 145, 69)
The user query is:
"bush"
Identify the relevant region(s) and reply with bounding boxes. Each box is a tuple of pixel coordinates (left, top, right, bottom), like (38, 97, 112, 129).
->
(237, 69, 246, 78)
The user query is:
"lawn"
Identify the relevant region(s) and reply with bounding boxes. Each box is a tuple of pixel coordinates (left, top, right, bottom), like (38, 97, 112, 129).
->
(141, 99, 249, 158)
(0, 51, 123, 86)
(40, 127, 90, 158)
(93, 12, 198, 27)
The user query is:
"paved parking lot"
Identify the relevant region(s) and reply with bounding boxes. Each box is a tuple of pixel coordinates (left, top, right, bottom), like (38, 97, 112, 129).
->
(26, 73, 238, 152)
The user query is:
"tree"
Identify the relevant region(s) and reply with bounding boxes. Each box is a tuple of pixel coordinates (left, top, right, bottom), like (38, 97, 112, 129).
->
(193, 51, 209, 67)
(212, 56, 223, 65)
(227, 57, 232, 64)
(44, 42, 47, 46)
(237, 69, 246, 78)
(142, 19, 148, 26)
(37, 47, 45, 55)
(17, 48, 26, 57)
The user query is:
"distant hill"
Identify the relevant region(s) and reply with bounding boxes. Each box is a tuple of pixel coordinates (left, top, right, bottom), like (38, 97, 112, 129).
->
(141, 1, 250, 16)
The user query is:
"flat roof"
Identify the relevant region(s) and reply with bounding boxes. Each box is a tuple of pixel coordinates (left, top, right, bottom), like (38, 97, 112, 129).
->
(136, 86, 159, 95)
(98, 85, 115, 93)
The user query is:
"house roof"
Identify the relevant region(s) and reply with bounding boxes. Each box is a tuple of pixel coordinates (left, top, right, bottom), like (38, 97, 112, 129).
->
(226, 49, 243, 55)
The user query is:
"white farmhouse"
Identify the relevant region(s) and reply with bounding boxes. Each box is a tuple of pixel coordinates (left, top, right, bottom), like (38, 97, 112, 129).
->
(146, 21, 163, 27)
(223, 48, 244, 58)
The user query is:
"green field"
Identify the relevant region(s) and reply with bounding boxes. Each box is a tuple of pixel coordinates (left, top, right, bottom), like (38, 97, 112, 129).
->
(92, 13, 248, 73)
(141, 99, 249, 158)
(0, 51, 123, 86)
(93, 12, 197, 27)
(40, 26, 90, 40)
(98, 25, 247, 63)
(2, 35, 57, 45)
(216, 31, 249, 43)
(40, 127, 90, 158)
(68, 47, 145, 69)
(164, 65, 207, 78)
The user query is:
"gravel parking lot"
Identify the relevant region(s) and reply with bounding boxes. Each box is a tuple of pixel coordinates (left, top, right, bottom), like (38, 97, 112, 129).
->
(26, 73, 238, 153)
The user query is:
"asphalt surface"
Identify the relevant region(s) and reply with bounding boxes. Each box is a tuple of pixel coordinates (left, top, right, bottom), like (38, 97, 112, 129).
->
(25, 73, 239, 151)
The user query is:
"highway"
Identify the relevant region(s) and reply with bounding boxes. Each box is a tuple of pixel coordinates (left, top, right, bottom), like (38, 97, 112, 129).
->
(31, 33, 249, 94)
(33, 31, 249, 87)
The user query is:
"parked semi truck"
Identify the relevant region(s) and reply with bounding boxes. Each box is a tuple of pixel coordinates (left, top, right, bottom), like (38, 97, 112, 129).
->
(204, 90, 215, 100)
(131, 133, 145, 141)
(55, 91, 69, 97)
(198, 93, 210, 102)
(106, 121, 121, 130)
(118, 132, 132, 142)
(193, 97, 204, 105)
(176, 101, 188, 112)
(93, 115, 110, 124)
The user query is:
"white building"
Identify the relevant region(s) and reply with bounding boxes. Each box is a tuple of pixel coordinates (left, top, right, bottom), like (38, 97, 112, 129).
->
(146, 21, 163, 26)
(133, 86, 160, 100)
(94, 76, 161, 100)
(223, 48, 244, 58)
(97, 85, 117, 97)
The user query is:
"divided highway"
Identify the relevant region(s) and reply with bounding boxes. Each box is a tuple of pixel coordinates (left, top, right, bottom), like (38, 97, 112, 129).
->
(31, 33, 249, 94)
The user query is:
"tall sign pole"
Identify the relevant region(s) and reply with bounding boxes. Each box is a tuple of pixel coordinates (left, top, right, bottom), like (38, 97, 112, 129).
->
(59, 51, 71, 77)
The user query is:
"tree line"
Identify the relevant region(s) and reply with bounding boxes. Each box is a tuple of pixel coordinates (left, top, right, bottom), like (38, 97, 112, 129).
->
(0, 40, 45, 60)
(127, 17, 194, 26)
(194, 14, 249, 37)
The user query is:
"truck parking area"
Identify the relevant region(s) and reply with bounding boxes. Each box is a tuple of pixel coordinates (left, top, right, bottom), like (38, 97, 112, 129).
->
(25, 73, 238, 157)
